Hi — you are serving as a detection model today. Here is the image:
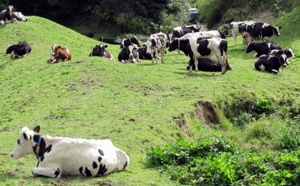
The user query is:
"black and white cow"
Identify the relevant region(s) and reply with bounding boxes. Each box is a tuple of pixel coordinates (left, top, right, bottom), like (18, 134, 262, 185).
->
(187, 58, 232, 72)
(145, 32, 168, 64)
(12, 11, 28, 22)
(229, 21, 255, 45)
(245, 42, 282, 57)
(246, 22, 281, 41)
(169, 24, 200, 42)
(11, 126, 130, 178)
(120, 35, 141, 48)
(269, 48, 295, 66)
(254, 53, 287, 74)
(0, 5, 16, 24)
(137, 46, 152, 60)
(118, 44, 140, 63)
(89, 44, 114, 60)
(168, 33, 229, 74)
(5, 41, 31, 59)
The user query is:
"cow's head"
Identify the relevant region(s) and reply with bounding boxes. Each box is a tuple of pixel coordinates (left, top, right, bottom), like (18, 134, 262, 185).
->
(13, 12, 28, 22)
(272, 25, 281, 36)
(98, 44, 108, 57)
(245, 42, 255, 53)
(6, 5, 14, 17)
(5, 44, 14, 55)
(128, 44, 138, 60)
(285, 48, 295, 59)
(11, 126, 40, 159)
(168, 38, 179, 52)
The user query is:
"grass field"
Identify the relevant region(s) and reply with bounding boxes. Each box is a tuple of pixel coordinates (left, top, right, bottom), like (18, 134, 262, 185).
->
(0, 7, 299, 186)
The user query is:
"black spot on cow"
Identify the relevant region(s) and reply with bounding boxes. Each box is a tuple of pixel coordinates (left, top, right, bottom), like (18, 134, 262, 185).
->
(93, 161, 98, 169)
(196, 39, 211, 56)
(32, 135, 52, 161)
(98, 149, 104, 156)
(54, 168, 60, 178)
(98, 156, 102, 163)
(85, 167, 92, 177)
(79, 166, 84, 175)
(97, 164, 107, 176)
(123, 162, 128, 170)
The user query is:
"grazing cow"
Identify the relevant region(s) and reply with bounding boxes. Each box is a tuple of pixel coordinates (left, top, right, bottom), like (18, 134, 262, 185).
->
(89, 44, 115, 60)
(11, 126, 130, 178)
(137, 46, 152, 60)
(145, 32, 168, 64)
(169, 24, 200, 42)
(120, 35, 141, 48)
(118, 44, 139, 63)
(168, 33, 229, 74)
(48, 44, 72, 63)
(246, 22, 281, 41)
(245, 42, 282, 57)
(0, 5, 14, 24)
(5, 41, 31, 59)
(99, 37, 122, 45)
(254, 54, 287, 74)
(269, 48, 295, 66)
(187, 58, 232, 72)
(229, 21, 255, 45)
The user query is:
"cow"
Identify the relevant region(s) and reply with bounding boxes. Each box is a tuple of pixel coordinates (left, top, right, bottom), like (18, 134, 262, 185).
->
(187, 58, 232, 72)
(168, 33, 229, 74)
(246, 22, 281, 42)
(245, 42, 282, 57)
(269, 48, 295, 66)
(12, 11, 28, 22)
(169, 25, 200, 42)
(120, 35, 141, 48)
(118, 44, 140, 63)
(99, 37, 122, 45)
(47, 44, 72, 63)
(137, 46, 152, 60)
(0, 5, 17, 24)
(254, 53, 287, 74)
(229, 21, 256, 45)
(11, 126, 130, 178)
(145, 32, 168, 64)
(89, 44, 115, 60)
(5, 41, 31, 59)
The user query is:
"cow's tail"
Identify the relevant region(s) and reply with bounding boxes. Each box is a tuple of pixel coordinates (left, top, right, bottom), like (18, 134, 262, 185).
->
(219, 40, 228, 75)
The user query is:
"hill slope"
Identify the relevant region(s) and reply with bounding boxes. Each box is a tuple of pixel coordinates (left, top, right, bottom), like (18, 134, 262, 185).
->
(0, 11, 300, 185)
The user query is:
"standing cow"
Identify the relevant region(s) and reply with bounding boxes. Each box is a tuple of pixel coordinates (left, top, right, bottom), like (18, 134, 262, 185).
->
(168, 33, 229, 74)
(11, 126, 130, 178)
(145, 32, 168, 64)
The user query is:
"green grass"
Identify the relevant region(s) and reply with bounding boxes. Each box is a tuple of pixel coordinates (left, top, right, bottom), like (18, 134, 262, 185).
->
(0, 7, 300, 185)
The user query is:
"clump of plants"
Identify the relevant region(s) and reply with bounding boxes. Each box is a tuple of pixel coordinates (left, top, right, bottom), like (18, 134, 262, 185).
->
(147, 137, 300, 185)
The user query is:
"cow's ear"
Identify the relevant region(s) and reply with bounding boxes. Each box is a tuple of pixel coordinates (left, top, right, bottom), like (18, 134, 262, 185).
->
(33, 126, 40, 134)
(23, 132, 31, 140)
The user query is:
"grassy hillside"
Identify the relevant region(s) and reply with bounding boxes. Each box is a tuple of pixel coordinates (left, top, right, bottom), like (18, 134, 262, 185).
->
(0, 7, 299, 185)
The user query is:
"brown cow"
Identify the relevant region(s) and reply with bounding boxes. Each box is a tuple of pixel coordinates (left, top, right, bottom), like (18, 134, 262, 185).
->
(47, 44, 72, 63)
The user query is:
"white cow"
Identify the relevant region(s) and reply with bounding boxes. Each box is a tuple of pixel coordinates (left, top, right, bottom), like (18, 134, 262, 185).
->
(145, 32, 168, 64)
(11, 126, 130, 178)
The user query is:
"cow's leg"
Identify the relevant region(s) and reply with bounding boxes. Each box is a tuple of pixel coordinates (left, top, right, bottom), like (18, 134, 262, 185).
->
(32, 166, 61, 178)
(160, 49, 165, 64)
(220, 55, 227, 75)
(194, 57, 198, 71)
(232, 30, 237, 45)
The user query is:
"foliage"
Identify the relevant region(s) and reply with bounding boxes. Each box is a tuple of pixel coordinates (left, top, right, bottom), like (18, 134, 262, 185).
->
(147, 138, 300, 185)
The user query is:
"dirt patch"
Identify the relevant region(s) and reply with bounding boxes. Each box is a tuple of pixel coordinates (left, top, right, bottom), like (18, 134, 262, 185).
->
(195, 101, 221, 125)
(173, 113, 188, 132)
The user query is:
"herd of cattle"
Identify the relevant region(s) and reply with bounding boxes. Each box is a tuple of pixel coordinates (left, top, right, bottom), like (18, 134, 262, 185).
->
(1, 4, 297, 178)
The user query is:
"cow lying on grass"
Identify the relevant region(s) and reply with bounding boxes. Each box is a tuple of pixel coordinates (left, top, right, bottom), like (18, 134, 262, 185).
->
(47, 44, 72, 63)
(5, 41, 31, 59)
(11, 126, 130, 178)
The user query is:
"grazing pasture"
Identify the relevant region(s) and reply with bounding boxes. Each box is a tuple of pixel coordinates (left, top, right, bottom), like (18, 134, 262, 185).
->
(0, 9, 299, 186)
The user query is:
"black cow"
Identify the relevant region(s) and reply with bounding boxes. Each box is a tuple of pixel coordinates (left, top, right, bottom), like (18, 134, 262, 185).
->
(254, 54, 287, 74)
(169, 24, 200, 42)
(120, 35, 141, 48)
(137, 46, 152, 60)
(187, 58, 232, 72)
(0, 5, 15, 24)
(89, 44, 114, 60)
(246, 22, 281, 40)
(118, 45, 139, 63)
(246, 42, 282, 57)
(168, 33, 229, 74)
(99, 37, 122, 45)
(5, 41, 31, 59)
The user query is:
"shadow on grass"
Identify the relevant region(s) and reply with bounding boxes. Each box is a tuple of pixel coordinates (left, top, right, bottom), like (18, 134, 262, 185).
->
(174, 70, 224, 77)
(0, 60, 13, 70)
